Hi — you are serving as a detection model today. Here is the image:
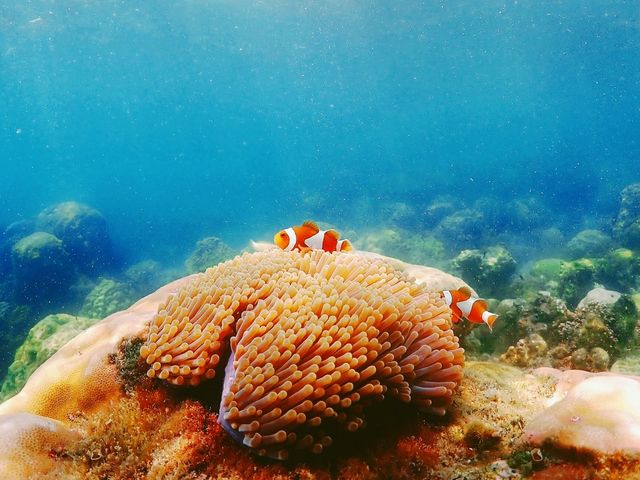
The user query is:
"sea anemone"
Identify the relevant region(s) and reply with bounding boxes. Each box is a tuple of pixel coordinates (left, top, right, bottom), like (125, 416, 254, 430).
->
(140, 250, 464, 459)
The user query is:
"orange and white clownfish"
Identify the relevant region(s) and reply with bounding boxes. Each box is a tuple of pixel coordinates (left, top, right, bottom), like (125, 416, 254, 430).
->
(274, 221, 353, 253)
(441, 286, 498, 330)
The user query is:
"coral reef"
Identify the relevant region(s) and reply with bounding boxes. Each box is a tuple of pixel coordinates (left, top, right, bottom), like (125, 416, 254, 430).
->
(452, 245, 516, 297)
(613, 183, 640, 248)
(496, 288, 638, 372)
(1, 259, 640, 478)
(0, 314, 99, 401)
(142, 250, 464, 458)
(79, 278, 135, 319)
(35, 201, 113, 273)
(185, 236, 237, 273)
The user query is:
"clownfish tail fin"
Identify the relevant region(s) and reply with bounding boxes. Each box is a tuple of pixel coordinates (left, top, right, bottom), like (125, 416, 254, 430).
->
(338, 239, 353, 252)
(483, 312, 498, 331)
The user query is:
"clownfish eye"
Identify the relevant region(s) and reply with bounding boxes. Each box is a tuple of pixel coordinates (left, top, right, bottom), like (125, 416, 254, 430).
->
(280, 232, 287, 237)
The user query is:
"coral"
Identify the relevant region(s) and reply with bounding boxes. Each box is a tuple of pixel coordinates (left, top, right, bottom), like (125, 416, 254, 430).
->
(576, 288, 638, 351)
(11, 231, 76, 303)
(613, 183, 640, 248)
(185, 236, 237, 273)
(0, 314, 99, 401)
(36, 201, 113, 273)
(566, 229, 612, 259)
(452, 245, 516, 297)
(79, 278, 135, 319)
(500, 333, 548, 368)
(358, 228, 446, 267)
(142, 250, 464, 458)
(570, 347, 610, 372)
(556, 258, 596, 308)
(525, 368, 640, 455)
(0, 413, 80, 479)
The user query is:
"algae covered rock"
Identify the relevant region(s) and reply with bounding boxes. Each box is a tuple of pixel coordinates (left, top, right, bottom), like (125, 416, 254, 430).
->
(435, 208, 485, 250)
(185, 236, 237, 273)
(11, 232, 76, 303)
(595, 248, 640, 292)
(0, 303, 32, 382)
(0, 314, 99, 401)
(613, 183, 640, 248)
(36, 201, 112, 273)
(557, 258, 596, 307)
(359, 228, 446, 267)
(79, 279, 135, 319)
(124, 260, 174, 297)
(566, 229, 612, 259)
(452, 245, 516, 297)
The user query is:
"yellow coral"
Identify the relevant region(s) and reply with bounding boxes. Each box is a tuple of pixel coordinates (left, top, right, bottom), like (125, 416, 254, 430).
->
(141, 250, 464, 458)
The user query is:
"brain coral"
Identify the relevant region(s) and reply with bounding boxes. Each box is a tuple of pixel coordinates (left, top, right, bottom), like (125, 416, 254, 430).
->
(141, 250, 464, 459)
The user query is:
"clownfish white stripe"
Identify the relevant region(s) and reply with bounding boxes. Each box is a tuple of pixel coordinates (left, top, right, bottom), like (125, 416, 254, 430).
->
(304, 231, 325, 250)
(456, 297, 475, 318)
(442, 290, 453, 306)
(481, 310, 493, 323)
(284, 227, 296, 251)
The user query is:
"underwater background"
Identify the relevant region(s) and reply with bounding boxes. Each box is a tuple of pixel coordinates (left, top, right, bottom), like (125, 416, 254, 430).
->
(1, 2, 640, 392)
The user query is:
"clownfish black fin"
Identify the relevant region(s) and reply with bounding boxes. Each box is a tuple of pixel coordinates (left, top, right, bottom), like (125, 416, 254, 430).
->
(458, 285, 473, 297)
(302, 220, 320, 233)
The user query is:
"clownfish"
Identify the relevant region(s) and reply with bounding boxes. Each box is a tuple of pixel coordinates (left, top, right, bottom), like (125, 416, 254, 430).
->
(274, 221, 353, 253)
(441, 286, 498, 330)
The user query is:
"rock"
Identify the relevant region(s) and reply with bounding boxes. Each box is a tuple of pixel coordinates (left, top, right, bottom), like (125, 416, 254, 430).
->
(381, 202, 417, 230)
(435, 208, 485, 251)
(0, 221, 34, 276)
(612, 352, 640, 375)
(0, 314, 99, 401)
(613, 183, 640, 248)
(566, 229, 612, 259)
(79, 279, 135, 319)
(11, 232, 75, 303)
(577, 287, 638, 343)
(423, 195, 456, 228)
(124, 260, 175, 297)
(557, 258, 596, 308)
(35, 201, 112, 273)
(185, 236, 237, 273)
(0, 303, 32, 382)
(358, 228, 446, 267)
(570, 347, 610, 372)
(452, 245, 516, 297)
(530, 258, 564, 282)
(577, 287, 621, 309)
(595, 248, 640, 292)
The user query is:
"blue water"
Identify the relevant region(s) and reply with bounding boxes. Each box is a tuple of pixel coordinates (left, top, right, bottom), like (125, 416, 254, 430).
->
(1, 1, 639, 262)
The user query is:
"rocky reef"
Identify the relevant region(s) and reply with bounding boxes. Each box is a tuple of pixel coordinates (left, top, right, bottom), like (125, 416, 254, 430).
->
(0, 250, 639, 479)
